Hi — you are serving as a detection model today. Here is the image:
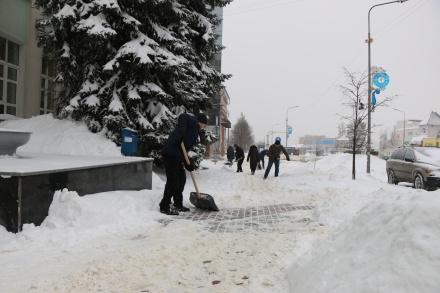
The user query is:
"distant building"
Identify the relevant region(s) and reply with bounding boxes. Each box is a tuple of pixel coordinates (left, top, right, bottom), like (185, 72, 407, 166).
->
(298, 135, 326, 145)
(394, 111, 440, 145)
(298, 135, 337, 155)
(418, 111, 440, 138)
(335, 135, 349, 152)
(381, 111, 440, 156)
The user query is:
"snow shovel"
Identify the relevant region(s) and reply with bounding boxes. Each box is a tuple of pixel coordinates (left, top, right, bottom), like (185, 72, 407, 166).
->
(181, 142, 219, 211)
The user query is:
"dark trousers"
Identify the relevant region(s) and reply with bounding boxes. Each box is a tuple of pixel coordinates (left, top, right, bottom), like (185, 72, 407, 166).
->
(237, 158, 244, 172)
(227, 158, 234, 166)
(264, 159, 280, 178)
(159, 155, 186, 210)
(260, 157, 265, 169)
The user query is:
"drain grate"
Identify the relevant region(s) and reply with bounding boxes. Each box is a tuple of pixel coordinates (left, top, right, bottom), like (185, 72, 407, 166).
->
(177, 204, 315, 233)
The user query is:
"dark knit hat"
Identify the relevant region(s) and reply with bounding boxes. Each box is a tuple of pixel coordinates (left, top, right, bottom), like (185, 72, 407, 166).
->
(196, 113, 208, 124)
(275, 137, 281, 145)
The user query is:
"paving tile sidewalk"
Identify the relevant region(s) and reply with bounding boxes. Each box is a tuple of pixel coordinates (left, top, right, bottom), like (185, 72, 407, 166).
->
(177, 204, 315, 234)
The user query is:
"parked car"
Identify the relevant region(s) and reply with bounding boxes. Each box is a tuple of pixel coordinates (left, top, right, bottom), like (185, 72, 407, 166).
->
(386, 147, 440, 191)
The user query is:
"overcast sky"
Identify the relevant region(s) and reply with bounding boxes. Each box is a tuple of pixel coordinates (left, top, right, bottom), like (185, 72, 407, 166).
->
(221, 0, 440, 147)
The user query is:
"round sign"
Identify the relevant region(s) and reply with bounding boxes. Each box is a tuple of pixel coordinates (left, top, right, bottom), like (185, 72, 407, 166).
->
(373, 72, 390, 88)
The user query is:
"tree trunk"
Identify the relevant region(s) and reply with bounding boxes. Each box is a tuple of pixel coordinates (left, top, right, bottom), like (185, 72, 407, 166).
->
(352, 141, 356, 180)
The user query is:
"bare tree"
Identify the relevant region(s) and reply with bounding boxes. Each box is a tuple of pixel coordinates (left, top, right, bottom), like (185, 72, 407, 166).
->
(338, 68, 396, 180)
(256, 140, 266, 149)
(346, 121, 367, 151)
(379, 129, 389, 155)
(231, 113, 255, 150)
(388, 126, 401, 149)
(337, 123, 346, 138)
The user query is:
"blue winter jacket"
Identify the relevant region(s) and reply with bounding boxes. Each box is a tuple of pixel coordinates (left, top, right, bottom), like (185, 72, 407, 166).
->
(161, 113, 200, 162)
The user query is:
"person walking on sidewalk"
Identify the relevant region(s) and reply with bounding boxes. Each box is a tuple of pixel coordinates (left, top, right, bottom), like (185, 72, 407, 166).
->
(159, 112, 208, 215)
(247, 145, 260, 175)
(234, 144, 244, 172)
(259, 148, 268, 169)
(263, 137, 290, 179)
(226, 145, 235, 167)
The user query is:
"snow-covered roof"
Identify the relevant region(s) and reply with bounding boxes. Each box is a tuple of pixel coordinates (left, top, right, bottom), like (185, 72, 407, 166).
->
(410, 135, 427, 145)
(336, 135, 349, 141)
(419, 111, 440, 126)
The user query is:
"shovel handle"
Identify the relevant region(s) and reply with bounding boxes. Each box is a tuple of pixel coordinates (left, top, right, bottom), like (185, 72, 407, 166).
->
(181, 142, 201, 199)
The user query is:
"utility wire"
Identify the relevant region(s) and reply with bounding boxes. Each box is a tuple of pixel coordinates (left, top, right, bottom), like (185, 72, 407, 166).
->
(375, 0, 430, 40)
(290, 0, 428, 122)
(224, 0, 308, 16)
(226, 0, 290, 12)
(223, 0, 430, 127)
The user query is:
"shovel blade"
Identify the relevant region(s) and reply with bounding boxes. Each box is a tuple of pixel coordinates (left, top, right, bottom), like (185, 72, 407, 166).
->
(190, 192, 219, 211)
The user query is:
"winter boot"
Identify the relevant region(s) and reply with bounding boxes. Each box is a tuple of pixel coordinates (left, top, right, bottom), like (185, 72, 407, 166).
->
(160, 208, 179, 216)
(173, 204, 190, 212)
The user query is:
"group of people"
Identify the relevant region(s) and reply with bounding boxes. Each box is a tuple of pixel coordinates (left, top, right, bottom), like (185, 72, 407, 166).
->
(159, 111, 291, 216)
(226, 136, 290, 178)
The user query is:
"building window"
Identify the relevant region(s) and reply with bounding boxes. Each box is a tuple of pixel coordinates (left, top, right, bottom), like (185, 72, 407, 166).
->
(40, 56, 57, 114)
(0, 36, 19, 115)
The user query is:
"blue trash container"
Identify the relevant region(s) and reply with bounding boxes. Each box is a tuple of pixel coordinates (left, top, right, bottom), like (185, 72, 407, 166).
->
(121, 128, 138, 155)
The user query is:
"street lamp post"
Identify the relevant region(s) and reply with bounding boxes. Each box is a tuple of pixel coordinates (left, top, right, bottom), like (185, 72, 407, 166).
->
(286, 105, 300, 148)
(271, 123, 279, 143)
(393, 108, 406, 146)
(366, 0, 408, 173)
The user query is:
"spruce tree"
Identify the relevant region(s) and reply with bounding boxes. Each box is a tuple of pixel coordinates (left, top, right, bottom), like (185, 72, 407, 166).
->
(34, 0, 231, 161)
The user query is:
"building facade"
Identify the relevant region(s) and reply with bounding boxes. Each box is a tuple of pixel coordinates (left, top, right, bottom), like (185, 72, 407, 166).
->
(394, 112, 440, 146)
(1, 1, 53, 120)
(205, 6, 231, 158)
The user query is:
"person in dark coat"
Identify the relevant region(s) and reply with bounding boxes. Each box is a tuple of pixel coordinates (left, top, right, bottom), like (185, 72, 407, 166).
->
(247, 145, 260, 175)
(226, 145, 235, 167)
(234, 144, 244, 172)
(259, 149, 268, 169)
(263, 137, 290, 179)
(159, 112, 208, 215)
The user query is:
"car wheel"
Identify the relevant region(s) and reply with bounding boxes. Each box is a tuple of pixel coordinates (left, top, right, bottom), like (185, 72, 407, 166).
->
(387, 170, 397, 185)
(414, 173, 425, 190)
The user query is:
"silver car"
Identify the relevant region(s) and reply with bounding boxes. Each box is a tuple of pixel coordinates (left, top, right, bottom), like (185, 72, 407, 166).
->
(386, 147, 440, 191)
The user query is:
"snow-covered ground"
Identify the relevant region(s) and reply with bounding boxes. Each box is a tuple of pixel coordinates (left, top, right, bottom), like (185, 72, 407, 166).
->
(1, 114, 439, 293)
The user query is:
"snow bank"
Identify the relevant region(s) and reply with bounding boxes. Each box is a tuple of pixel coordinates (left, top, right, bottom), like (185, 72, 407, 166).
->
(0, 114, 121, 156)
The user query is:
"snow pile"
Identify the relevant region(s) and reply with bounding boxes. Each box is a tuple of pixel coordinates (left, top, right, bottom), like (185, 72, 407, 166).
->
(0, 114, 121, 156)
(287, 192, 440, 292)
